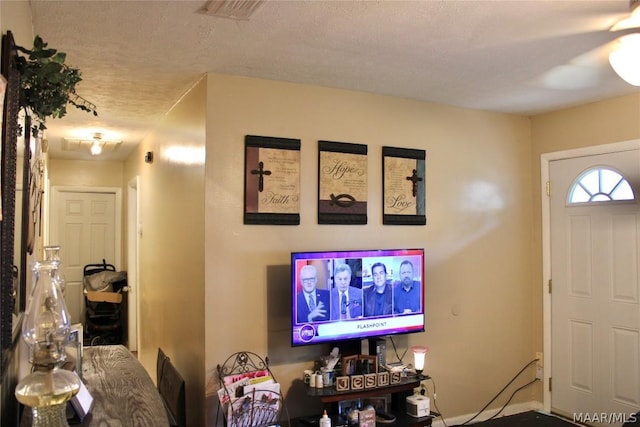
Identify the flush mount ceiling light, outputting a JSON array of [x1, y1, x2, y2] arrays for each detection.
[[90, 133, 103, 156], [608, 1, 640, 86], [62, 132, 122, 156], [202, 0, 265, 20], [609, 33, 640, 86]]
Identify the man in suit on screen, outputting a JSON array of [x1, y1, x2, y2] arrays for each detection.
[[330, 263, 363, 320], [296, 265, 331, 323], [364, 262, 393, 317]]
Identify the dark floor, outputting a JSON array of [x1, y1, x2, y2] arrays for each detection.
[[470, 411, 576, 426]]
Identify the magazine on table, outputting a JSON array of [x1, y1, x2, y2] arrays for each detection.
[[223, 369, 271, 386], [218, 377, 250, 405]]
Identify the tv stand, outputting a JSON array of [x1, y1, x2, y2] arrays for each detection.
[[303, 375, 436, 426]]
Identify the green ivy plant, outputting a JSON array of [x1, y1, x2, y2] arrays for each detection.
[[15, 35, 97, 137]]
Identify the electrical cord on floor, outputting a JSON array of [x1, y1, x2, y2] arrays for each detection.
[[451, 358, 539, 426], [424, 377, 448, 427], [483, 378, 540, 422], [388, 336, 408, 363]]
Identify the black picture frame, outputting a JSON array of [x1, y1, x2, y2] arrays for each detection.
[[1, 30, 20, 368], [318, 140, 367, 224], [382, 146, 426, 225], [243, 135, 301, 225]]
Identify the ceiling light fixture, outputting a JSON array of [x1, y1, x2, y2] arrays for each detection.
[[611, 0, 640, 31], [62, 132, 122, 156], [90, 143, 102, 156], [90, 133, 103, 156], [609, 33, 640, 86]]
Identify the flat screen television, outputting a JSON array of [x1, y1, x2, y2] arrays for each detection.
[[291, 248, 425, 347]]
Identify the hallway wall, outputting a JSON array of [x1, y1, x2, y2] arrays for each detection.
[[124, 77, 207, 427]]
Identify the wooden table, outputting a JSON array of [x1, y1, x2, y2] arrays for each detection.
[[78, 345, 169, 426], [20, 345, 169, 426]]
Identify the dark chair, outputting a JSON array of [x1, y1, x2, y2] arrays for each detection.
[[157, 348, 186, 427], [623, 412, 640, 426]]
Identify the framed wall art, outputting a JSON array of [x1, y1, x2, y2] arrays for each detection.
[[382, 146, 426, 225], [1, 30, 22, 363], [318, 140, 367, 224], [244, 135, 301, 225]]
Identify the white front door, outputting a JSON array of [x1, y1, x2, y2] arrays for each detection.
[[550, 149, 640, 425], [50, 187, 121, 326]]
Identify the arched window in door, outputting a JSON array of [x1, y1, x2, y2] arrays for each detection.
[[568, 166, 635, 204]]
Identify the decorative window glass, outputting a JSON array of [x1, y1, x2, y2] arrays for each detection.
[[568, 167, 635, 204]]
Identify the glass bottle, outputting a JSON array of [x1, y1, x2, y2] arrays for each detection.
[[15, 260, 80, 427], [44, 245, 66, 293]]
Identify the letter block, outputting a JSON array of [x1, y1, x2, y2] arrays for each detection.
[[351, 374, 364, 390]]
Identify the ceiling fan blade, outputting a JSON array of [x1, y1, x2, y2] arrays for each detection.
[[536, 42, 614, 90], [610, 0, 640, 31]]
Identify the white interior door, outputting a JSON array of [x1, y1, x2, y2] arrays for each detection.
[[127, 177, 139, 352], [50, 187, 121, 326], [550, 149, 640, 425]]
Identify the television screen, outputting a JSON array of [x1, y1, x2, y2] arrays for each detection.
[[291, 248, 425, 346]]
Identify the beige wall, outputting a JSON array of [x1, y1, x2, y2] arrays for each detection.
[[49, 159, 124, 188], [531, 94, 640, 154], [205, 74, 535, 422], [0, 1, 32, 49], [124, 77, 206, 427]]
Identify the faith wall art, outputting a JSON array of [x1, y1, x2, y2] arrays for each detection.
[[244, 135, 301, 225]]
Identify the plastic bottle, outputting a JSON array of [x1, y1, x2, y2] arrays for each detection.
[[319, 409, 331, 427]]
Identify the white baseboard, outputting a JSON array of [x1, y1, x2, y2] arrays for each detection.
[[430, 400, 544, 426]]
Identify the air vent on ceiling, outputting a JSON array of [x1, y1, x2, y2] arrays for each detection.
[[62, 136, 122, 155], [203, 0, 265, 20]]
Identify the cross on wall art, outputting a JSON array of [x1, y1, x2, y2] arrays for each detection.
[[244, 135, 301, 225], [382, 146, 426, 225], [250, 161, 271, 192]]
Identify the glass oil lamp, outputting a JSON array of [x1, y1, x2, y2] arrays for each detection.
[[15, 260, 81, 426], [43, 246, 66, 293]]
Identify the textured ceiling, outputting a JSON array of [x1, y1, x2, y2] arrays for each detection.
[[23, 0, 640, 161]]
